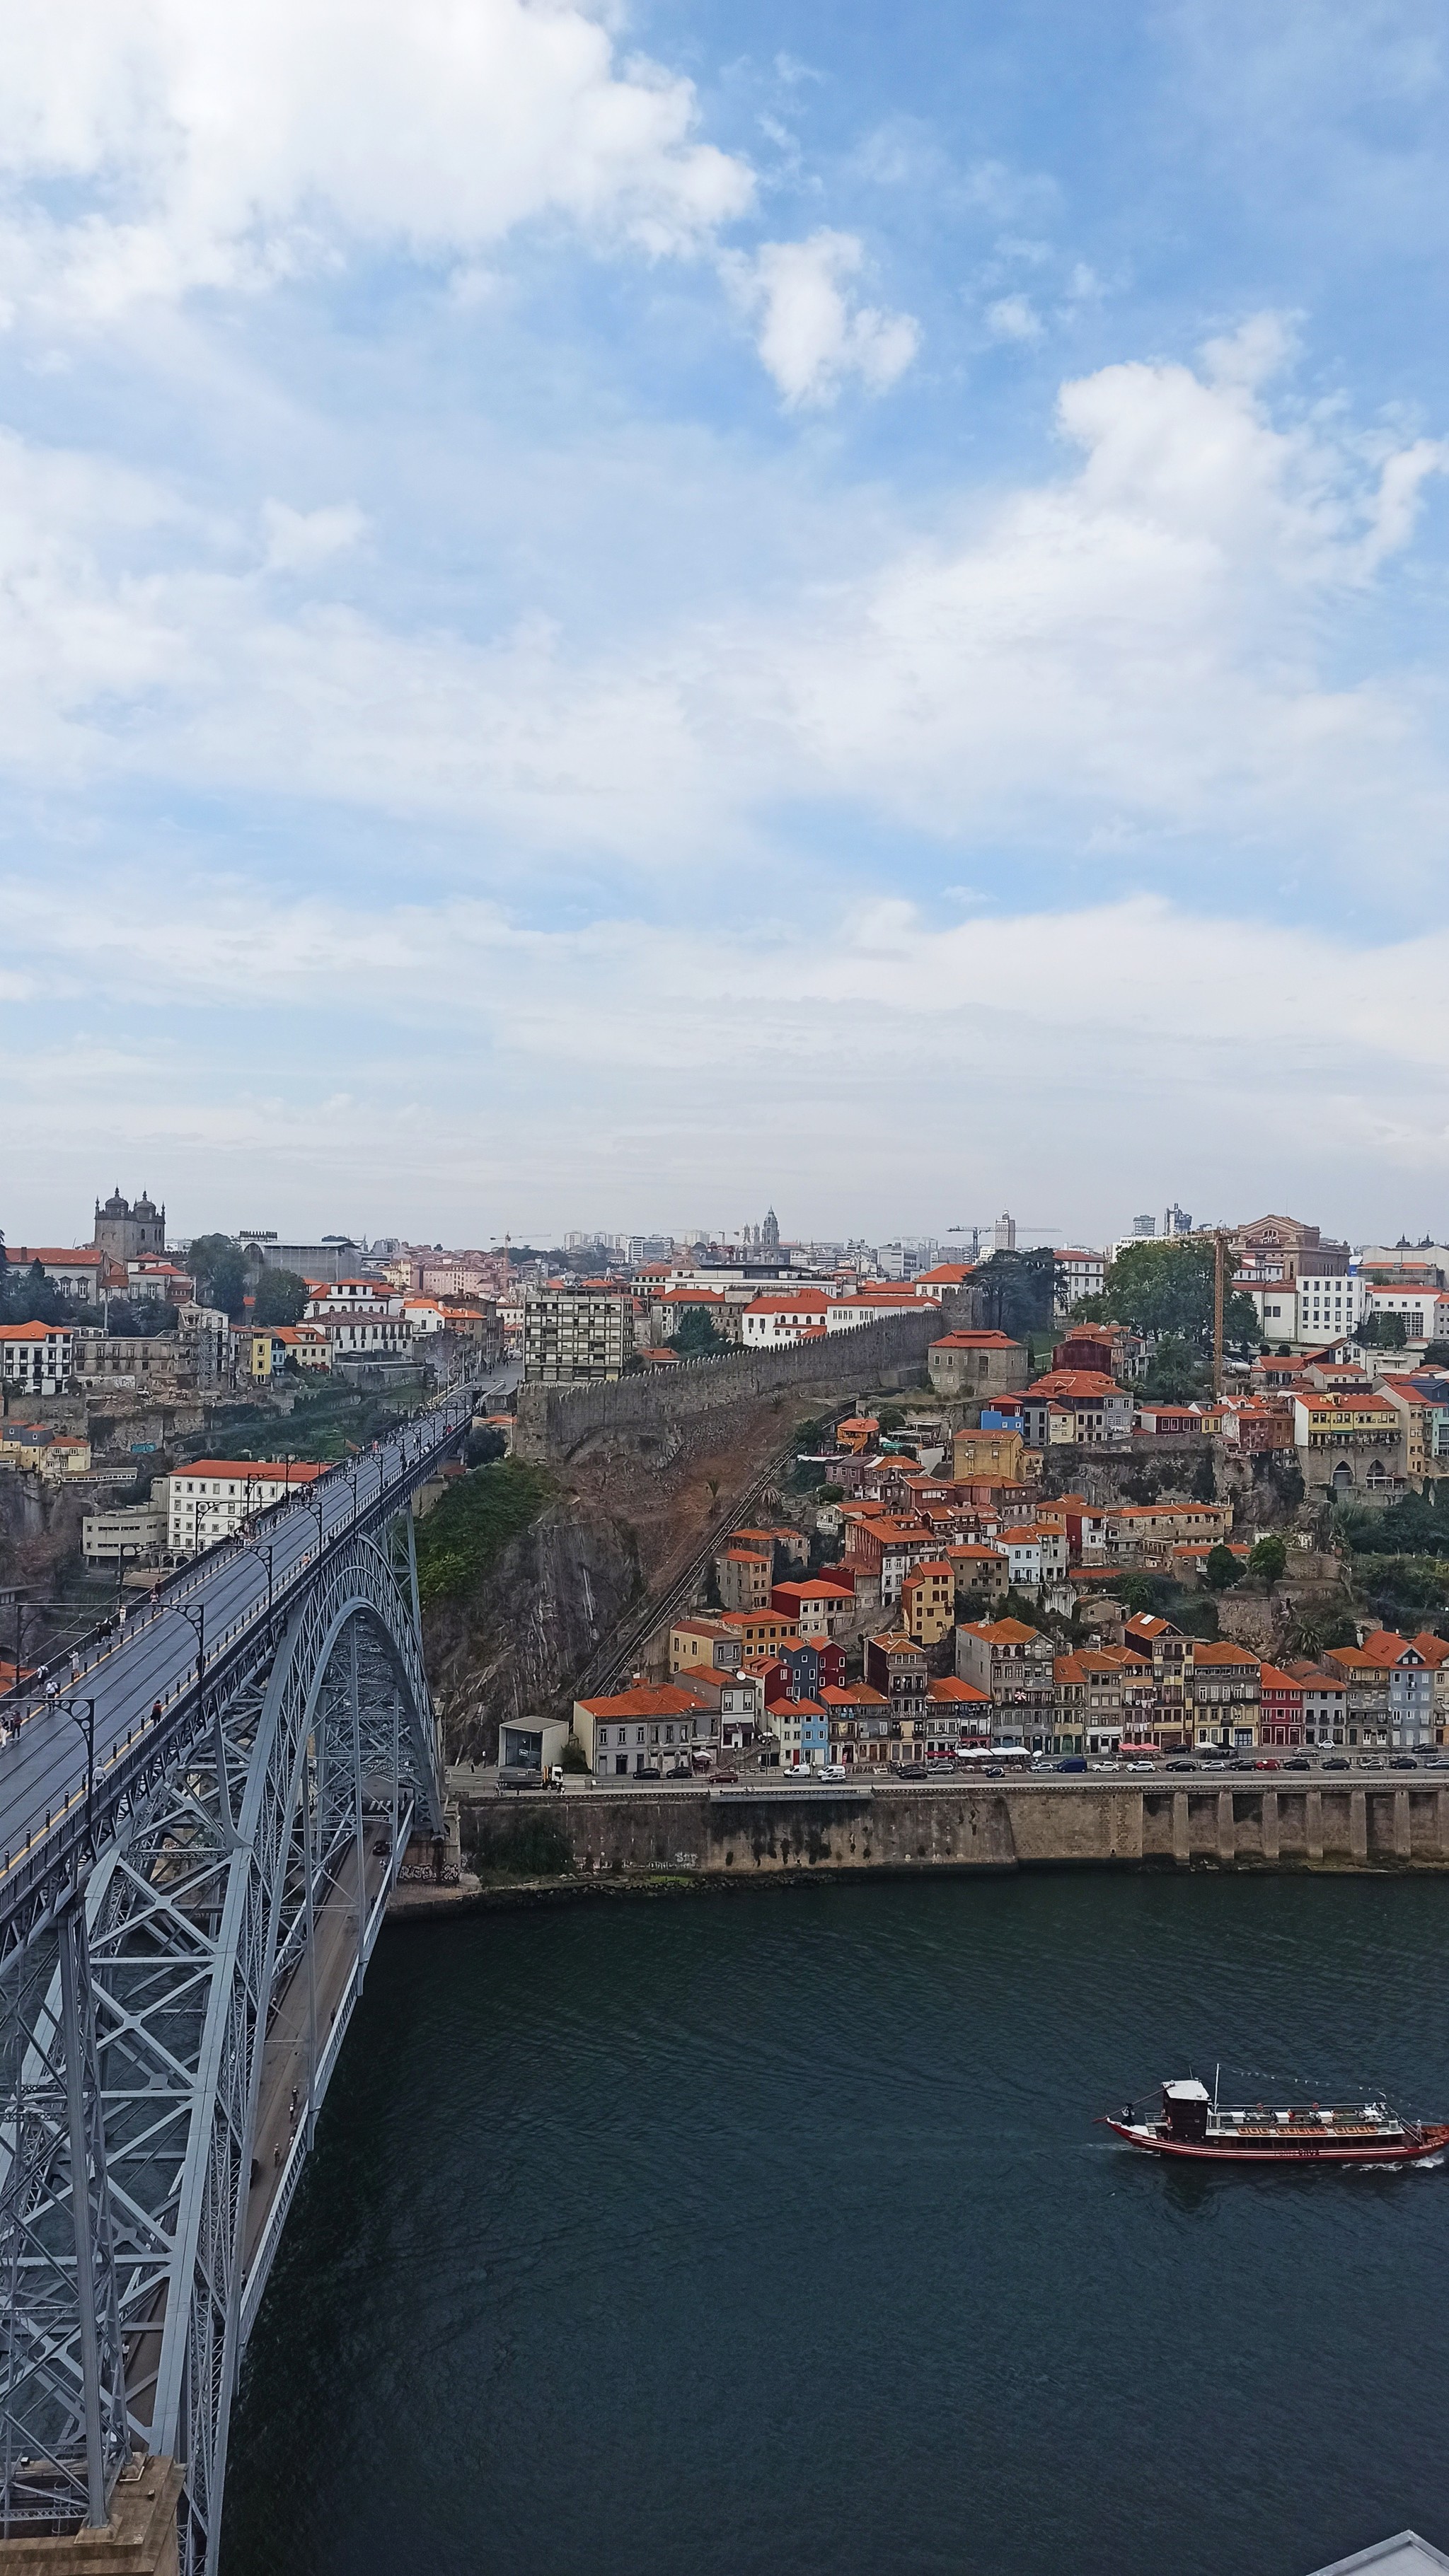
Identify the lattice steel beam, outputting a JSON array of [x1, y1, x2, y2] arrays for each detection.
[[0, 1507, 449, 2572]]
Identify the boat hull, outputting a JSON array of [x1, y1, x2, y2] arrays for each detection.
[[1104, 2119, 1449, 2165]]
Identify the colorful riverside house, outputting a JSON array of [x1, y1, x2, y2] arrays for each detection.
[[1189, 1642, 1262, 1752], [819, 1682, 894, 1766], [901, 1559, 955, 1647], [1258, 1663, 1305, 1748], [771, 1696, 831, 1770]]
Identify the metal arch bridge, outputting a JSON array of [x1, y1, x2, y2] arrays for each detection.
[[0, 1386, 475, 2571]]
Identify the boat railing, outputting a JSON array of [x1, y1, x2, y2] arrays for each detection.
[[1206, 2104, 1399, 2128]]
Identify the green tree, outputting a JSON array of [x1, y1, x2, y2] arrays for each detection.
[[974, 1246, 1055, 1338], [1318, 1611, 1360, 1651], [187, 1232, 248, 1317], [1113, 1572, 1174, 1617], [1203, 1542, 1242, 1592], [104, 1299, 156, 1338], [1096, 1238, 1257, 1353], [672, 1305, 730, 1358], [1346, 1480, 1449, 1557], [465, 1425, 507, 1468], [1139, 1334, 1205, 1401], [998, 1586, 1051, 1632], [250, 1267, 310, 1327], [1355, 1310, 1407, 1350], [1248, 1533, 1288, 1587], [8, 1259, 72, 1325]]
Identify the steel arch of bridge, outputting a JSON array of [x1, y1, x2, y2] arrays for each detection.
[[0, 1509, 449, 2572]]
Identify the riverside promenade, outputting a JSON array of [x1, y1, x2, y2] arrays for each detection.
[[441, 1767, 1449, 1884]]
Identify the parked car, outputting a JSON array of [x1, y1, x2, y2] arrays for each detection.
[[1056, 1756, 1087, 1773], [1285, 1755, 1311, 1770], [637, 1764, 662, 1781], [1166, 1759, 1196, 1773], [1390, 1756, 1419, 1770], [983, 1764, 1005, 1777], [891, 1760, 929, 1779], [712, 1769, 739, 1785], [1254, 1758, 1281, 1772], [1324, 1756, 1350, 1770]]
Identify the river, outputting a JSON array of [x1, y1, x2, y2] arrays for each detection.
[[222, 1874, 1449, 2575]]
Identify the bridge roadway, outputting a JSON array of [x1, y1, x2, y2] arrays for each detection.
[[0, 1386, 475, 1917]]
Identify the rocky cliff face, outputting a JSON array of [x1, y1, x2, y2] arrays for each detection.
[[420, 1383, 830, 1763], [424, 1499, 642, 1763]]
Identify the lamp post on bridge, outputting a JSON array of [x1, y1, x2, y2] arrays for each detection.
[[57, 1695, 97, 1857], [236, 1535, 275, 1624]]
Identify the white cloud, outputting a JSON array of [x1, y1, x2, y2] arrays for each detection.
[[986, 292, 1044, 344], [260, 499, 367, 574], [724, 229, 920, 407], [1200, 309, 1299, 388], [8, 881, 1449, 1239], [0, 331, 1443, 883], [0, 0, 755, 320]]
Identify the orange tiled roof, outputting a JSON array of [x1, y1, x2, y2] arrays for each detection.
[[578, 1683, 708, 1719]]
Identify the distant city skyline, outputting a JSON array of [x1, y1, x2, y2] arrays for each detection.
[[3, 4, 1448, 1224], [6, 1187, 1448, 1267]]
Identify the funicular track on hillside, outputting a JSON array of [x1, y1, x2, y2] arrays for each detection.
[[570, 1403, 853, 1701]]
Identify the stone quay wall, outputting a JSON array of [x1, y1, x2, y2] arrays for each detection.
[[456, 1776, 1449, 1881], [511, 1295, 974, 1465]]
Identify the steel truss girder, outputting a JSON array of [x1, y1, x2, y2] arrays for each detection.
[[0, 1522, 445, 2570]]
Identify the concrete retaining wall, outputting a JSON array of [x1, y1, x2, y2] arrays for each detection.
[[512, 1296, 973, 1463], [457, 1776, 1449, 1880]]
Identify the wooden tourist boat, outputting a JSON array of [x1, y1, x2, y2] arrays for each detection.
[[1104, 2078, 1449, 2164]]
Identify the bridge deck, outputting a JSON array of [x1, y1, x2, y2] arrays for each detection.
[[0, 1395, 473, 1915]]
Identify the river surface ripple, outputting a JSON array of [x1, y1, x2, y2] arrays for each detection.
[[222, 1874, 1449, 2576]]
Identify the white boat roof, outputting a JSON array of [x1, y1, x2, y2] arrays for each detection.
[[1307, 2534, 1449, 2576], [1164, 2079, 1210, 2101]]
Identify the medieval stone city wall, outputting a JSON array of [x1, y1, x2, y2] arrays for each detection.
[[511, 1293, 976, 1463]]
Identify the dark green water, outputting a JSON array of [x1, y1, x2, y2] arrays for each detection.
[[222, 1875, 1449, 2576]]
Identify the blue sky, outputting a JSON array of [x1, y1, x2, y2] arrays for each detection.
[[3, 0, 1448, 1248]]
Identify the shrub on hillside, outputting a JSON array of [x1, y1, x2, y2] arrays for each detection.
[[414, 1461, 553, 1606]]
